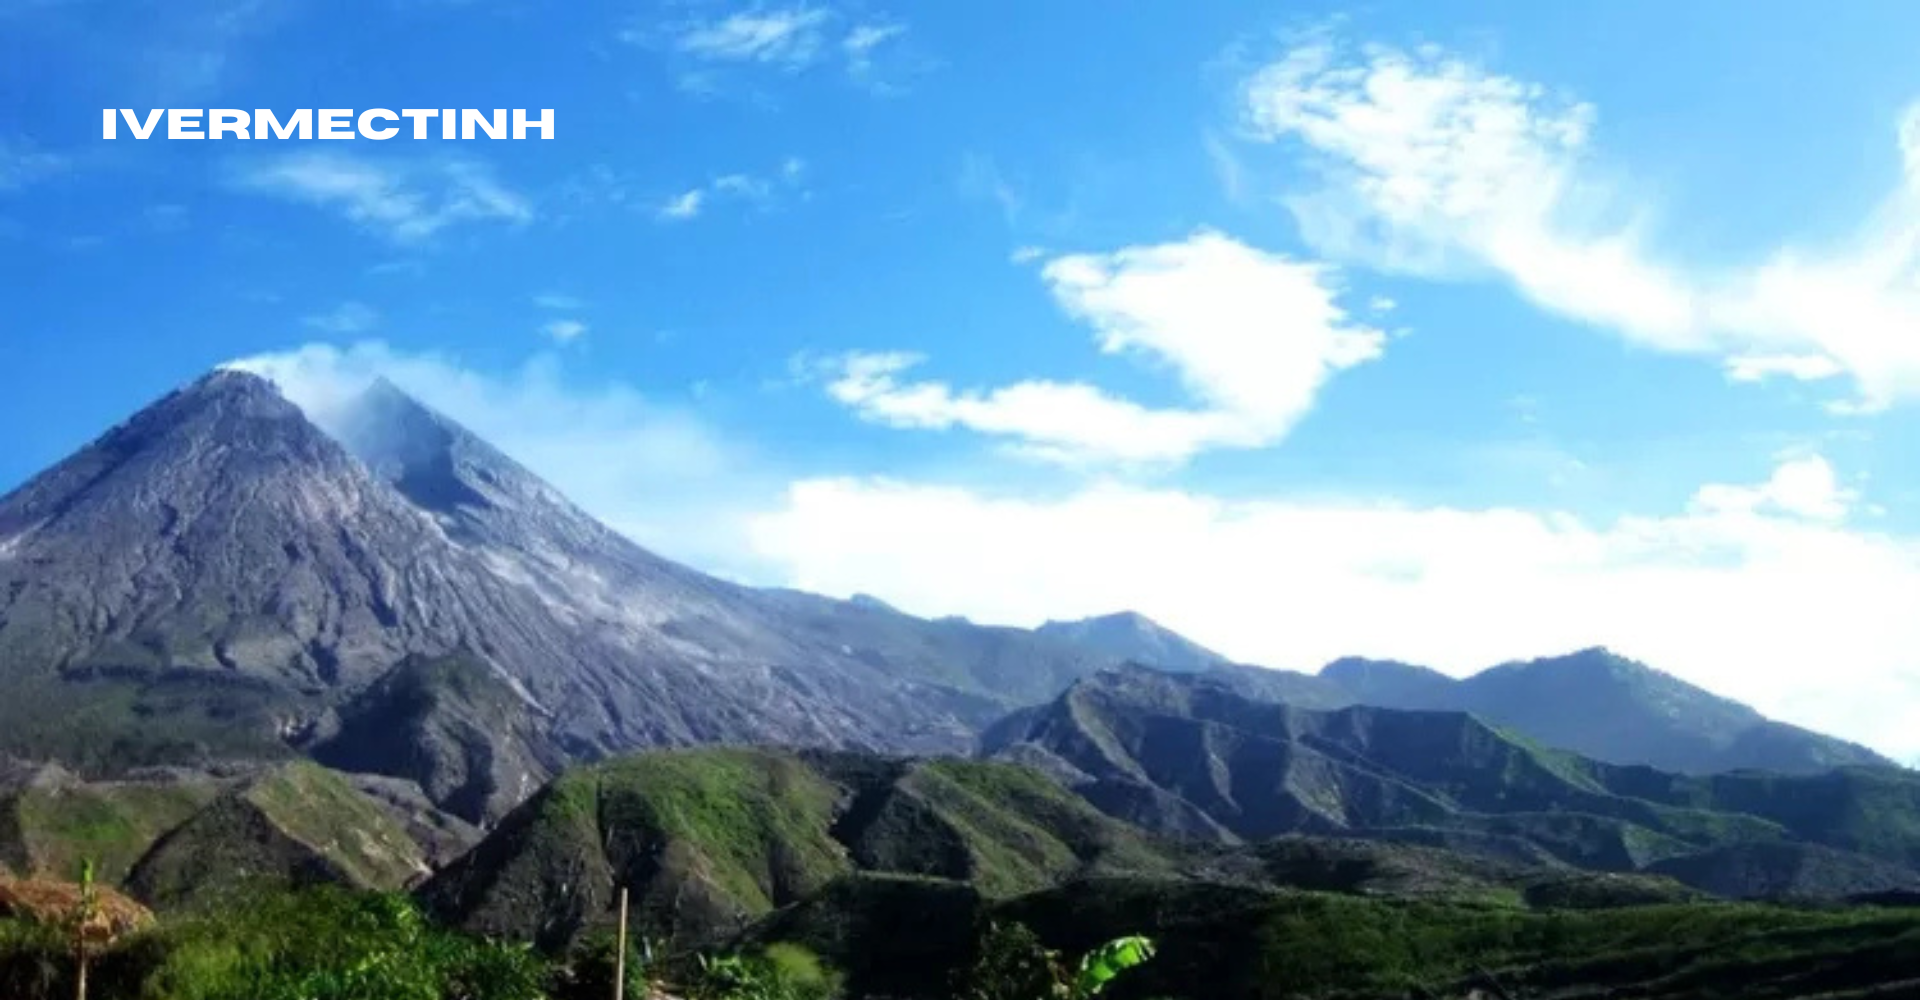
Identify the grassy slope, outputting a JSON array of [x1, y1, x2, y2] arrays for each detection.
[[423, 747, 1195, 949], [125, 763, 426, 912], [1, 780, 217, 884]]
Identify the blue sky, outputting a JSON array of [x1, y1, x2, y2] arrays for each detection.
[[6, 0, 1920, 758]]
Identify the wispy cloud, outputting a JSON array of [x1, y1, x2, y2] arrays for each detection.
[[235, 152, 534, 243], [301, 301, 379, 334], [533, 293, 586, 310], [821, 230, 1384, 465], [843, 21, 904, 79], [655, 156, 807, 223], [958, 153, 1023, 225], [542, 318, 588, 344], [658, 188, 706, 221], [629, 3, 916, 94], [676, 5, 831, 68], [1238, 33, 1920, 411]]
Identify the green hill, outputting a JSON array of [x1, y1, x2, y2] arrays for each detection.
[[418, 746, 1184, 950], [1, 759, 443, 912]]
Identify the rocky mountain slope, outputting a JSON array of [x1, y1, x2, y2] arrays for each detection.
[[0, 370, 1110, 821], [1319, 647, 1892, 773], [1032, 620, 1886, 775], [982, 665, 1920, 899], [1034, 612, 1228, 673]]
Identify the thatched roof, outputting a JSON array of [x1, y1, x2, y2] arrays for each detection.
[[0, 876, 155, 941]]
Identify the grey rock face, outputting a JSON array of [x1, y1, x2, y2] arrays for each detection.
[[0, 370, 1101, 819], [1034, 612, 1229, 673], [983, 664, 1920, 898], [1318, 647, 1892, 774]]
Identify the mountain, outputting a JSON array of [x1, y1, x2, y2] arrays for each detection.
[[0, 370, 1109, 821], [1022, 627, 1884, 776], [0, 759, 435, 911], [417, 744, 1715, 956], [1034, 612, 1228, 672], [1318, 646, 1893, 773], [418, 746, 1178, 949], [982, 665, 1920, 899]]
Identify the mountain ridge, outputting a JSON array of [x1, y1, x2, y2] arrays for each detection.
[[981, 664, 1920, 899], [0, 366, 1895, 838]]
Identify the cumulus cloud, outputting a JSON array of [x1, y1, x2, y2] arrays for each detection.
[[1240, 36, 1920, 410], [1688, 454, 1857, 522], [746, 453, 1920, 760], [221, 341, 775, 576], [235, 152, 533, 243], [825, 230, 1384, 464]]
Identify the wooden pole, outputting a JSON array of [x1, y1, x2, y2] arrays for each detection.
[[614, 887, 630, 1000]]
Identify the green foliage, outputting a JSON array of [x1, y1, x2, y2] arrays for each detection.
[[141, 888, 548, 1000], [957, 922, 1065, 1000], [1070, 936, 1154, 998], [689, 943, 841, 1000], [0, 918, 68, 1000], [957, 923, 1155, 1000], [548, 929, 649, 1000]]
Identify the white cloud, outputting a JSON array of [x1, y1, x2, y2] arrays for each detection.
[[658, 188, 705, 221], [746, 453, 1920, 760], [640, 5, 913, 90], [542, 318, 587, 344], [1689, 454, 1857, 522], [1240, 37, 1920, 410], [533, 292, 586, 310], [712, 173, 772, 200], [825, 230, 1384, 464], [236, 152, 533, 243], [675, 5, 830, 68], [301, 301, 379, 334], [843, 21, 903, 78], [657, 157, 807, 222], [222, 341, 772, 576]]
